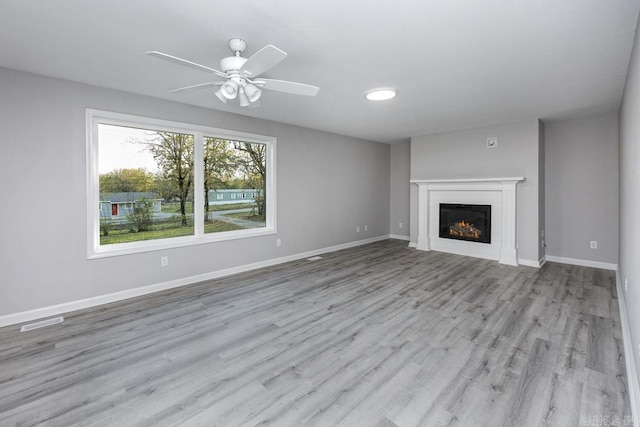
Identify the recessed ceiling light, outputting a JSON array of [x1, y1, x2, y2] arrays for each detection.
[[365, 88, 396, 101]]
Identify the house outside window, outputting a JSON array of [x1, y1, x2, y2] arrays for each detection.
[[87, 109, 276, 258]]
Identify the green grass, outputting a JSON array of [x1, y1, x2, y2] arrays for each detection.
[[99, 201, 259, 245], [222, 211, 264, 221], [100, 220, 243, 245], [204, 221, 243, 233], [163, 202, 194, 214]]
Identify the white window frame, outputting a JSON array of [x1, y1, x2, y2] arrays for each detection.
[[86, 109, 276, 259]]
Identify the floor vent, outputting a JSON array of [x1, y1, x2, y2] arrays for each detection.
[[20, 316, 64, 332], [307, 256, 323, 261]]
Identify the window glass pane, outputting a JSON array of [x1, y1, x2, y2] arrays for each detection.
[[98, 124, 194, 245], [203, 138, 267, 234]]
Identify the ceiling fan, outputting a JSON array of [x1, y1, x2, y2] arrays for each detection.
[[147, 38, 319, 107]]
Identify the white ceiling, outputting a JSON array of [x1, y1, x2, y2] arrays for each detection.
[[1, 0, 639, 143]]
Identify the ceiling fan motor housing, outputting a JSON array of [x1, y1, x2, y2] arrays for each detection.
[[220, 56, 247, 73]]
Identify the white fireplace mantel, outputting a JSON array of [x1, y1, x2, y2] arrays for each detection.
[[411, 177, 525, 266]]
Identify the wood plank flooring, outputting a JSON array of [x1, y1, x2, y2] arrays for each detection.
[[0, 239, 632, 426]]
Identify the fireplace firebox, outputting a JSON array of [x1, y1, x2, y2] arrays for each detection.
[[439, 203, 491, 244]]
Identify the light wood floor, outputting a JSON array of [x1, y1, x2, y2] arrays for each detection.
[[0, 239, 631, 426]]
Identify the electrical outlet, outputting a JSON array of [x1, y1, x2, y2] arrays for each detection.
[[276, 238, 282, 247], [161, 256, 168, 267], [356, 226, 360, 233], [364, 225, 368, 231], [487, 137, 498, 148], [399, 222, 403, 229], [625, 278, 628, 292], [590, 241, 597, 249]]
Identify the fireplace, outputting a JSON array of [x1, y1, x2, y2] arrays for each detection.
[[412, 178, 524, 265], [439, 203, 491, 244]]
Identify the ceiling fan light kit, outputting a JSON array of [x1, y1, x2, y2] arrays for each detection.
[[244, 83, 262, 102], [148, 38, 319, 108], [238, 89, 250, 107], [220, 80, 239, 99]]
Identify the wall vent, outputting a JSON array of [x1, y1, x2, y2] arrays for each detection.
[[20, 316, 64, 332]]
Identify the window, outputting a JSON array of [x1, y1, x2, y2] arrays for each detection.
[[87, 109, 276, 258]]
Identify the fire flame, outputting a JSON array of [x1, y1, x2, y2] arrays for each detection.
[[449, 220, 481, 239]]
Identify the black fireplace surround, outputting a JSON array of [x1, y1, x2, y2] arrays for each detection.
[[439, 203, 491, 244]]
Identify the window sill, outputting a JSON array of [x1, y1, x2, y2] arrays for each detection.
[[88, 226, 276, 259]]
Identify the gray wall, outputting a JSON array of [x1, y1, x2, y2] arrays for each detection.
[[544, 113, 619, 264], [0, 67, 390, 317], [409, 120, 542, 264], [619, 12, 640, 398], [389, 140, 411, 238]]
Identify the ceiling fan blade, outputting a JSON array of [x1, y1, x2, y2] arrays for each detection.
[[147, 51, 227, 78], [240, 45, 287, 78], [255, 79, 320, 96], [168, 81, 223, 93]]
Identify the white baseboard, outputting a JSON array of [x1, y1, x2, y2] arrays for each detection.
[[389, 234, 410, 241], [408, 241, 418, 248], [518, 258, 542, 268], [516, 256, 547, 268], [616, 269, 640, 427], [0, 235, 390, 328], [545, 255, 617, 271]]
